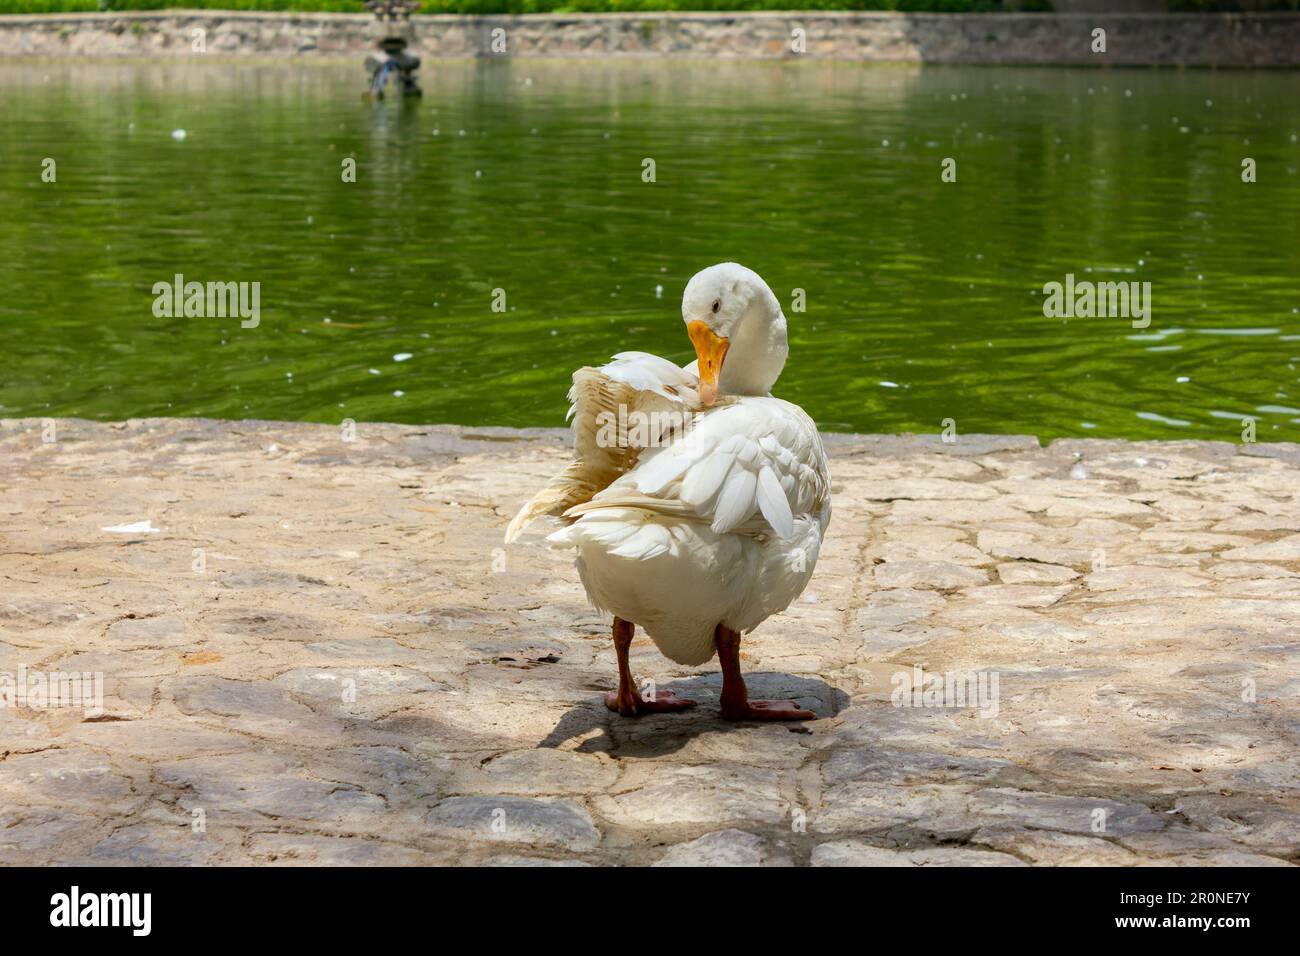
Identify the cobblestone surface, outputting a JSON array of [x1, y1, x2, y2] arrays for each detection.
[[1, 418, 1297, 866]]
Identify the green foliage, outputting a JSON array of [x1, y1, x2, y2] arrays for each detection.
[[0, 0, 370, 11], [4, 0, 1296, 10], [0, 0, 1048, 13], [1169, 1, 1297, 10]]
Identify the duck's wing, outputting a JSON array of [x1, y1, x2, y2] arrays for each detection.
[[504, 351, 700, 543], [564, 397, 830, 541]]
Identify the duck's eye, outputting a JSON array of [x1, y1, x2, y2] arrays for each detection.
[[711, 299, 720, 314]]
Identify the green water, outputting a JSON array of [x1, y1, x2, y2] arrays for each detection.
[[2, 59, 1298, 440]]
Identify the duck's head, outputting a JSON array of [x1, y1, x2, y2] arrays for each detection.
[[681, 262, 788, 406]]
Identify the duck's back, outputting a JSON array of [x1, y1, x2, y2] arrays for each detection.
[[547, 387, 832, 665]]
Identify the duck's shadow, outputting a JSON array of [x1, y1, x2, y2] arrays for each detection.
[[539, 671, 849, 759]]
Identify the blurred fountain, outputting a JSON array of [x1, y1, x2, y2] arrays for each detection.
[[364, 0, 422, 100]]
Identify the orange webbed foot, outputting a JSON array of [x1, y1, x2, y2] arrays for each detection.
[[604, 688, 697, 717], [720, 698, 816, 721]]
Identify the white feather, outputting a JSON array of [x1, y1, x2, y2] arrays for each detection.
[[509, 264, 832, 667], [756, 465, 794, 539], [631, 445, 688, 496], [609, 522, 673, 560], [679, 451, 733, 510], [712, 467, 757, 534]]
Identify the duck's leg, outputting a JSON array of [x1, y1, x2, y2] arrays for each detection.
[[604, 617, 696, 717], [716, 624, 815, 721]]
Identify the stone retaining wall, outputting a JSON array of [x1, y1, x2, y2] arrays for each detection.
[[0, 11, 1297, 66]]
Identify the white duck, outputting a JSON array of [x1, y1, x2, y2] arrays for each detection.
[[505, 262, 831, 720]]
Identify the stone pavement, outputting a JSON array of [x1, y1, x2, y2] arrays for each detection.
[[0, 417, 1297, 866]]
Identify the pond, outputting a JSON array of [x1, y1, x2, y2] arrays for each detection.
[[1, 58, 1297, 441]]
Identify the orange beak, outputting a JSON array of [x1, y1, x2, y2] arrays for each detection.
[[687, 321, 730, 407]]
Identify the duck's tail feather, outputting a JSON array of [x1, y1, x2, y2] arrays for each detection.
[[504, 356, 699, 544], [504, 462, 603, 543]]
